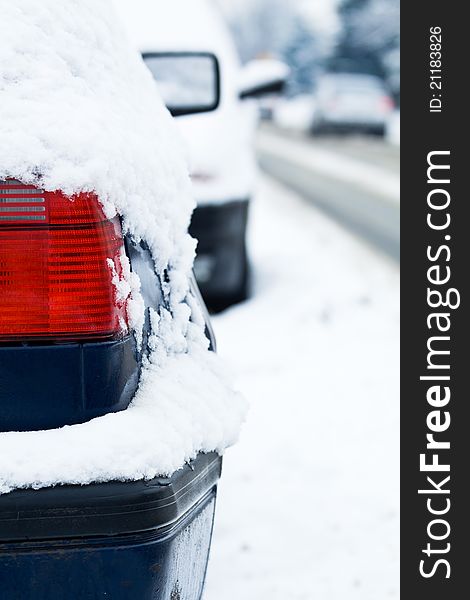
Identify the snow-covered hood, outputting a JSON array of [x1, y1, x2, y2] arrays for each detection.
[[0, 0, 246, 494]]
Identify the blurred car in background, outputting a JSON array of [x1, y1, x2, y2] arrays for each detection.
[[311, 73, 394, 136], [273, 94, 317, 132], [115, 0, 287, 311]]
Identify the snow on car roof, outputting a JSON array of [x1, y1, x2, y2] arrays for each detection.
[[113, 0, 238, 59], [0, 0, 246, 494], [113, 0, 243, 112]]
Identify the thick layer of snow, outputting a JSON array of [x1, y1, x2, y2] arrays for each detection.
[[205, 177, 399, 599], [0, 0, 193, 277], [0, 0, 245, 493]]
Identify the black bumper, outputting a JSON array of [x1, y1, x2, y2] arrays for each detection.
[[0, 453, 221, 542], [0, 454, 222, 600], [0, 337, 139, 432]]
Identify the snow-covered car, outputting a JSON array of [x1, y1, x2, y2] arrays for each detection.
[[114, 0, 288, 310], [0, 1, 245, 597], [311, 73, 394, 136]]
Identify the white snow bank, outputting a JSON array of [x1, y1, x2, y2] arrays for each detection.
[[0, 0, 246, 494], [387, 110, 400, 146], [273, 95, 316, 132]]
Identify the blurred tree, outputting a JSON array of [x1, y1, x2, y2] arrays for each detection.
[[215, 0, 335, 95], [224, 0, 295, 63], [281, 14, 321, 96], [334, 0, 400, 98]]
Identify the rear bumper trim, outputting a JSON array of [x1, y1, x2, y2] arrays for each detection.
[[0, 453, 222, 543]]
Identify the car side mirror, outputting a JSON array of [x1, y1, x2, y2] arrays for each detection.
[[238, 59, 290, 100], [142, 52, 221, 117]]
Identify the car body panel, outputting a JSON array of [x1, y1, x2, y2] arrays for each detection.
[[0, 337, 139, 433], [114, 0, 258, 205], [0, 454, 222, 600]]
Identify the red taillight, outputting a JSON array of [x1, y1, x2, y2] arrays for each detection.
[[380, 95, 394, 113], [0, 180, 128, 342]]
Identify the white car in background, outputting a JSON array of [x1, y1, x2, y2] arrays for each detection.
[[115, 0, 287, 310], [311, 73, 394, 136]]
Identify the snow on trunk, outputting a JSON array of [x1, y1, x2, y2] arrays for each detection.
[[0, 0, 246, 494]]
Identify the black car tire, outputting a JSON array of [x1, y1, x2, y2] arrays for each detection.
[[209, 247, 250, 313]]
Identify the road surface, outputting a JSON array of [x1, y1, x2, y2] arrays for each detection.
[[256, 126, 400, 261]]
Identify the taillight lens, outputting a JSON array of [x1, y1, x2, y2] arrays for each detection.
[[380, 95, 394, 113], [0, 180, 128, 342]]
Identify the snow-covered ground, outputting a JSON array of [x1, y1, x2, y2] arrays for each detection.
[[205, 176, 399, 599], [386, 110, 400, 146]]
